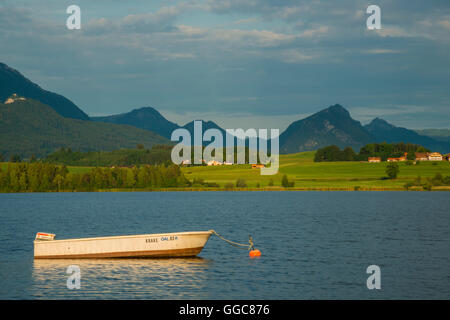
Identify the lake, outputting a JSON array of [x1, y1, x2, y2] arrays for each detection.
[[0, 191, 449, 299]]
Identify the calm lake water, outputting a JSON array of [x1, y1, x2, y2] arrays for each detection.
[[0, 191, 449, 299]]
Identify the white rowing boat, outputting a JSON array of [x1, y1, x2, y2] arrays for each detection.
[[33, 231, 213, 259]]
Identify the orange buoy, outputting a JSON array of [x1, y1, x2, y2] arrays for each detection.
[[249, 249, 261, 258]]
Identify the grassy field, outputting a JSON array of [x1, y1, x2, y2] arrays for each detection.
[[181, 151, 450, 190], [2, 151, 450, 191]]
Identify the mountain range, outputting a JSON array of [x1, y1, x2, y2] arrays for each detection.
[[0, 62, 448, 158], [92, 109, 226, 141]]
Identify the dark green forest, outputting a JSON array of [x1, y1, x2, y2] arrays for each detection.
[[44, 145, 173, 167], [42, 144, 263, 167], [314, 143, 430, 162]]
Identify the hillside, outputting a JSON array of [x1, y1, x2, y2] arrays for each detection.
[[365, 118, 449, 153], [0, 97, 169, 158], [44, 145, 172, 167], [279, 104, 374, 154], [415, 129, 450, 143], [0, 62, 89, 120], [91, 107, 179, 139]]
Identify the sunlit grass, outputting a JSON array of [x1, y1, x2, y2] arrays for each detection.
[[2, 152, 450, 191], [181, 151, 450, 190]]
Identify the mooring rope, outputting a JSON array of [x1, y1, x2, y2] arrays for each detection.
[[211, 230, 252, 250]]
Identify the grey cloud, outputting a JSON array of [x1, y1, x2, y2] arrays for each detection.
[[84, 5, 185, 35], [0, 0, 448, 129]]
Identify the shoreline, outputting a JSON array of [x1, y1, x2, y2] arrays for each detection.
[[2, 155, 449, 193], [1, 186, 449, 193]]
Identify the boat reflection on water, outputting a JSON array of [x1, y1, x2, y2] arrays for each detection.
[[32, 257, 213, 299]]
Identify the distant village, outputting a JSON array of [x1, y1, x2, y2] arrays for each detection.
[[181, 159, 265, 168], [180, 152, 450, 166], [175, 150, 450, 167], [368, 152, 450, 163]]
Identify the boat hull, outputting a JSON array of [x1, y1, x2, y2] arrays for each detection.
[[34, 231, 213, 259]]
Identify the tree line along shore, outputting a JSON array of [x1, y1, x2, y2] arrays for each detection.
[[1, 149, 450, 192]]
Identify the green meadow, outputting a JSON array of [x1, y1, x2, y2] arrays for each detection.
[[181, 151, 450, 190], [2, 151, 449, 191]]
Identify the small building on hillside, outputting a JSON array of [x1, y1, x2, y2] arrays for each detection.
[[207, 160, 222, 166], [4, 93, 26, 104], [387, 153, 407, 162], [415, 153, 429, 161], [428, 152, 443, 161], [368, 157, 381, 163], [251, 164, 265, 169], [181, 159, 191, 166]]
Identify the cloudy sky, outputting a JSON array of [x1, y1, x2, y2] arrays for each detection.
[[1, 0, 449, 130]]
